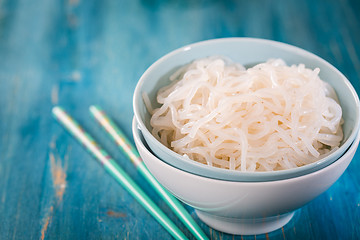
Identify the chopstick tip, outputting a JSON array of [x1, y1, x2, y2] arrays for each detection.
[[52, 106, 62, 115], [89, 105, 101, 113]]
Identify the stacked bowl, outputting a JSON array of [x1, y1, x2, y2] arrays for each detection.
[[132, 38, 360, 235]]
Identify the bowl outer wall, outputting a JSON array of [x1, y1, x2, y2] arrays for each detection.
[[133, 117, 360, 219], [133, 37, 360, 182]]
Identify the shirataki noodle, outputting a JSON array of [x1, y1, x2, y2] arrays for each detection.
[[143, 57, 343, 172]]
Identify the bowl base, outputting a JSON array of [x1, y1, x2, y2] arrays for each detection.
[[195, 210, 295, 235]]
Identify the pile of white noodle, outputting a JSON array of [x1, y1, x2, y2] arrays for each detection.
[[143, 57, 343, 171]]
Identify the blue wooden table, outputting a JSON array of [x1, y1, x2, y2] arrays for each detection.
[[1, 0, 359, 239]]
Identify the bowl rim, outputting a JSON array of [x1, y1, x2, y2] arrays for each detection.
[[133, 117, 360, 184], [133, 37, 360, 181]]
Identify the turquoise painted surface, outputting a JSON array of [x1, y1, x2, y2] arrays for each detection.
[[0, 0, 359, 239]]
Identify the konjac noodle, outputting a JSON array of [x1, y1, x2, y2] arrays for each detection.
[[143, 57, 343, 172]]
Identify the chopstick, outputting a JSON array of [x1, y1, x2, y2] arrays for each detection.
[[52, 106, 188, 240], [89, 105, 209, 240]]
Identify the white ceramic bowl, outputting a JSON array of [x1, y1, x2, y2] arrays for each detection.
[[132, 118, 360, 235], [133, 38, 360, 182]]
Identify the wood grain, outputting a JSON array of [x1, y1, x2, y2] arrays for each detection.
[[0, 0, 359, 239]]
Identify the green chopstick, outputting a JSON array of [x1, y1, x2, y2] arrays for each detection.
[[89, 105, 209, 240], [52, 106, 188, 240]]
